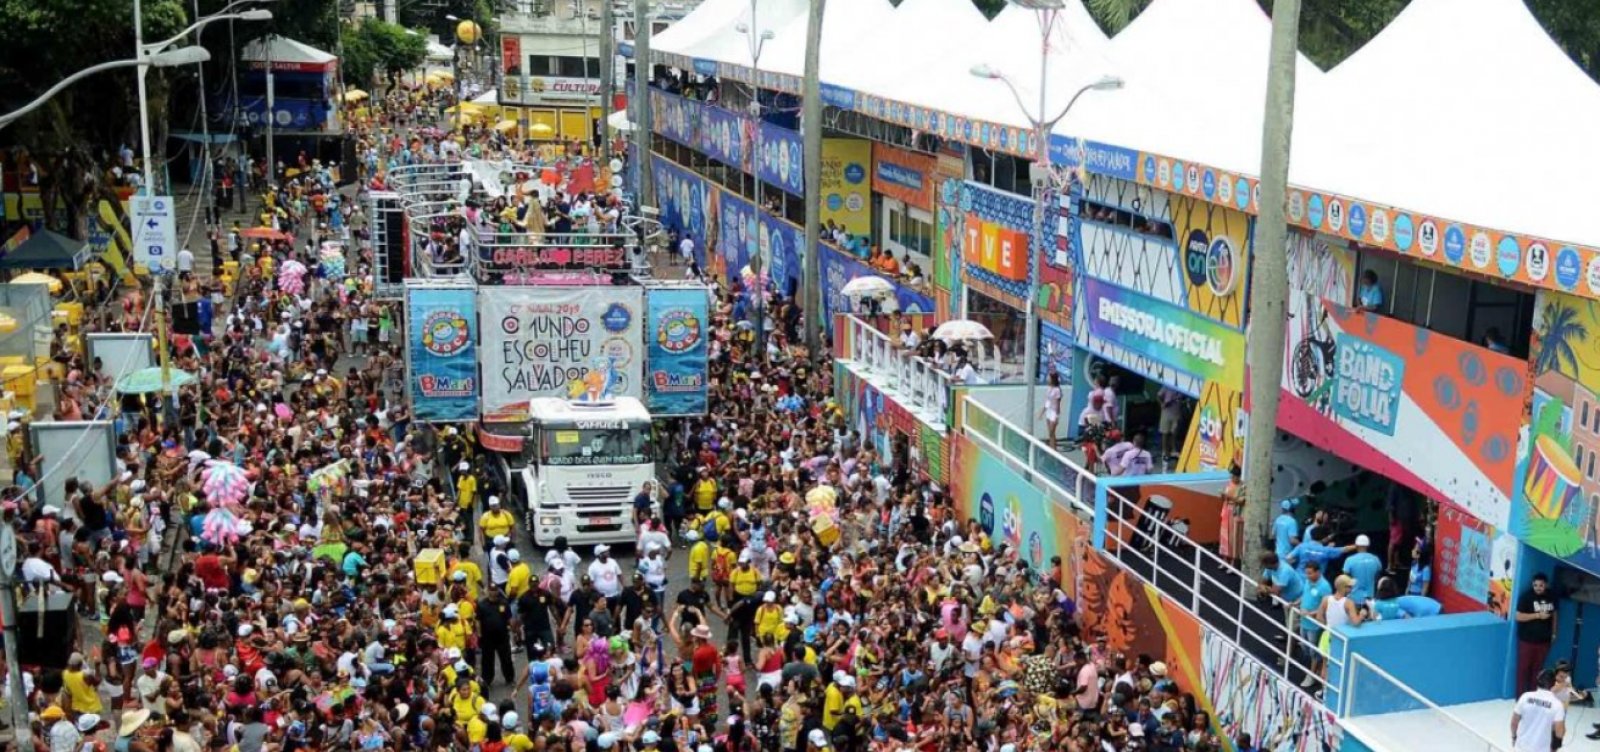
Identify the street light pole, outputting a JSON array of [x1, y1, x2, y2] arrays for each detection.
[[598, 0, 614, 163], [0, 50, 210, 130], [135, 0, 155, 195], [632, 0, 652, 207], [971, 0, 1121, 441], [0, 520, 28, 752], [737, 6, 773, 360]]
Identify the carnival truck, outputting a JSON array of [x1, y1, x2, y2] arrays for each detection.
[[516, 396, 655, 546]]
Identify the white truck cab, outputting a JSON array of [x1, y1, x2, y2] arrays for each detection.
[[520, 396, 655, 546]]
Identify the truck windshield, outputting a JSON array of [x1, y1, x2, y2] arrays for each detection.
[[540, 425, 651, 466]]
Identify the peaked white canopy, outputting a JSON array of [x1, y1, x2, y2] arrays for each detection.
[[829, 0, 992, 105], [758, 0, 899, 81], [1055, 0, 1321, 178], [1291, 0, 1600, 248], [652, 0, 751, 61], [671, 0, 810, 70], [241, 35, 337, 68]]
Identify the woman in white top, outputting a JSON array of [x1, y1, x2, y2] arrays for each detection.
[[1318, 574, 1365, 654], [1040, 371, 1064, 447]]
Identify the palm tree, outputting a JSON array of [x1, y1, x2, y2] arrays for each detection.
[[1085, 0, 1151, 33], [1535, 302, 1588, 377]]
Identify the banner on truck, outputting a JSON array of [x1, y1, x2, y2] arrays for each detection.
[[480, 286, 645, 422], [645, 287, 711, 416], [406, 285, 481, 422]]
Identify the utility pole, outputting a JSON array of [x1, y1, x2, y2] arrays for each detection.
[[633, 0, 652, 207], [135, 0, 155, 195], [801, 0, 824, 356], [1241, 0, 1302, 573], [266, 34, 276, 193], [154, 274, 174, 420], [598, 0, 614, 165], [195, 0, 213, 221], [740, 1, 771, 360]]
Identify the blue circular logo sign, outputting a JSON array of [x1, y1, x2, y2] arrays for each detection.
[[1202, 171, 1216, 199], [843, 163, 866, 184], [827, 194, 843, 211], [602, 303, 632, 333], [1144, 156, 1157, 183], [1234, 178, 1250, 210], [1496, 236, 1521, 277], [1172, 162, 1186, 191], [1557, 246, 1583, 289], [1443, 225, 1467, 265], [1393, 214, 1415, 252], [1348, 204, 1367, 239], [1307, 195, 1325, 229]]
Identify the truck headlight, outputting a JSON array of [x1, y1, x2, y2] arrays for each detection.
[[539, 515, 560, 526]]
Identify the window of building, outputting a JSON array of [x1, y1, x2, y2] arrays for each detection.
[[1075, 198, 1175, 244], [882, 199, 933, 277], [556, 56, 600, 78], [1585, 401, 1592, 432], [1353, 248, 1536, 358], [1580, 444, 1588, 474], [1589, 452, 1595, 481], [528, 55, 555, 76]]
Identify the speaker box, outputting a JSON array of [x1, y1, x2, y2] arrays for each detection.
[[16, 591, 78, 670]]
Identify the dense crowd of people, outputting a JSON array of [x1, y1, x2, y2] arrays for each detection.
[[0, 77, 1286, 752]]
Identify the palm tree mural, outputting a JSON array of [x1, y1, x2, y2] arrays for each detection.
[[1535, 302, 1589, 378]]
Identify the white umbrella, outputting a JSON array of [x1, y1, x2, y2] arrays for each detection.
[[840, 275, 895, 299], [932, 319, 994, 343]]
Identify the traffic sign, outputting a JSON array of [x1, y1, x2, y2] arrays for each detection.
[[130, 195, 177, 273]]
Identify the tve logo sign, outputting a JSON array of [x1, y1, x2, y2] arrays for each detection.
[[962, 212, 1028, 282]]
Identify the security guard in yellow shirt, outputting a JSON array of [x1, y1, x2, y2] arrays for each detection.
[[479, 496, 516, 551]]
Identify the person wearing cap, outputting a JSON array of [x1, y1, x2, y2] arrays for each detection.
[[457, 463, 480, 538], [1342, 533, 1384, 603], [821, 673, 862, 732], [709, 540, 739, 610], [1273, 498, 1302, 559], [589, 544, 624, 599], [480, 497, 515, 553], [754, 590, 785, 643], [688, 623, 722, 724], [449, 542, 484, 601], [135, 655, 171, 716], [805, 727, 831, 751], [639, 544, 668, 602], [686, 529, 711, 584], [61, 650, 103, 715], [505, 548, 532, 600]]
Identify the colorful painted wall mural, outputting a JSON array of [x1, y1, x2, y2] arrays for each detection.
[[1200, 630, 1343, 752], [959, 181, 1035, 310], [1177, 380, 1245, 473], [933, 155, 966, 308], [820, 138, 872, 236], [1276, 296, 1526, 529], [1510, 289, 1600, 573], [1434, 501, 1516, 617], [836, 363, 947, 487], [1039, 187, 1076, 329], [950, 432, 1083, 585]]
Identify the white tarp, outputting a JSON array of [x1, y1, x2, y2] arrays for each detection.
[[672, 0, 809, 71], [85, 334, 154, 382], [479, 287, 646, 422], [758, 0, 899, 81], [30, 421, 116, 513], [652, 0, 752, 60], [1291, 0, 1600, 249], [241, 35, 337, 66]]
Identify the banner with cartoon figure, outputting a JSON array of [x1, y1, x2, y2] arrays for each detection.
[[950, 432, 1079, 576], [1277, 296, 1525, 529], [479, 287, 645, 422], [651, 156, 716, 268], [645, 287, 710, 416], [405, 285, 479, 422]]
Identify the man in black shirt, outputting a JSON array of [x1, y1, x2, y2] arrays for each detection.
[[674, 579, 713, 634], [569, 576, 598, 641], [516, 582, 558, 651], [617, 576, 649, 630], [477, 587, 514, 689], [1516, 573, 1558, 694]]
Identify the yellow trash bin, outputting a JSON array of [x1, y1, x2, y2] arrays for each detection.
[[414, 548, 447, 585], [2, 365, 36, 412]]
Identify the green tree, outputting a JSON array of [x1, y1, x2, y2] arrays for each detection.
[[0, 0, 188, 234], [341, 19, 429, 93]]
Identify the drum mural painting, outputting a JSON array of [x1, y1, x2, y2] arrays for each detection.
[[1511, 289, 1600, 576]]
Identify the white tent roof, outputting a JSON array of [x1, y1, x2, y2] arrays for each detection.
[[892, 1, 1115, 137], [653, 0, 753, 61], [836, 0, 991, 107], [426, 40, 453, 62], [1291, 0, 1600, 248], [471, 89, 499, 106], [240, 35, 337, 66], [760, 0, 898, 81], [672, 0, 809, 71], [1054, 0, 1320, 177]]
